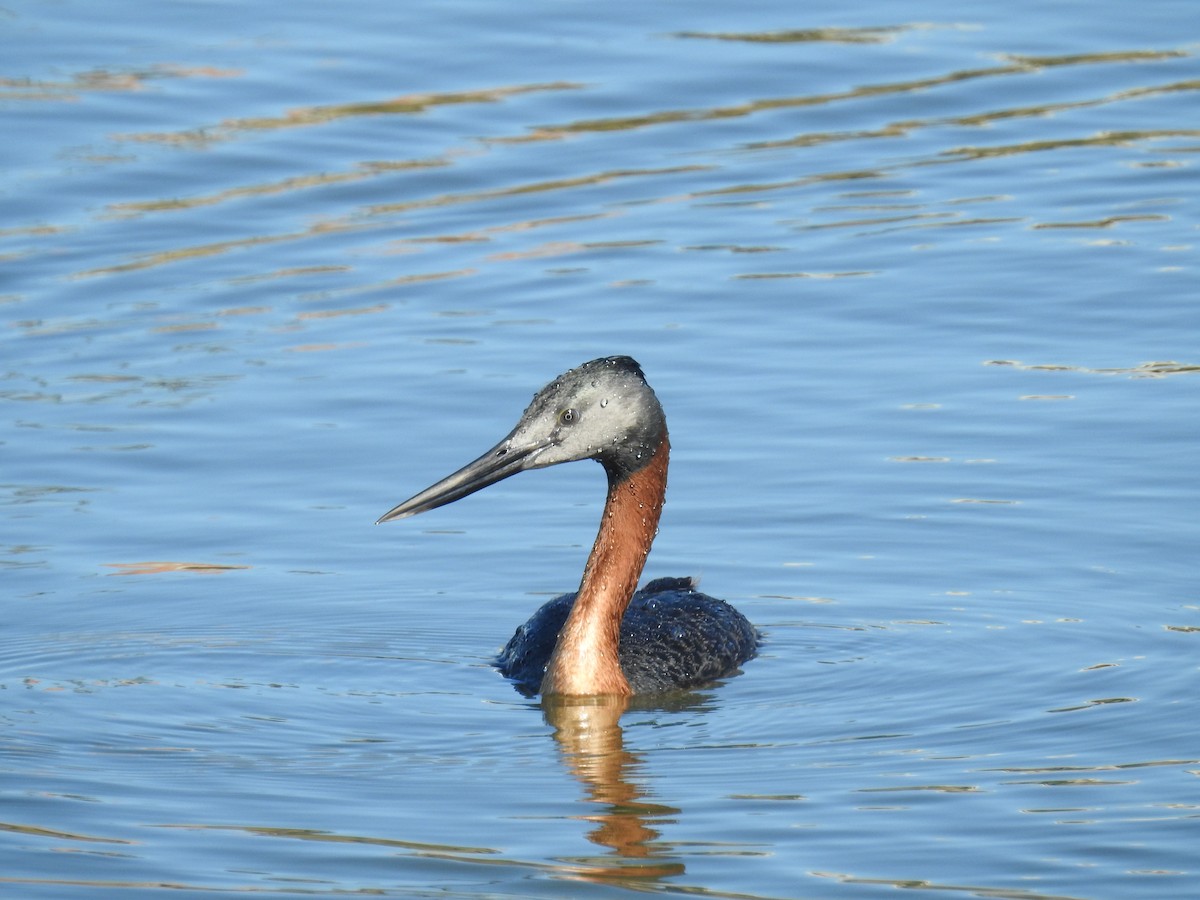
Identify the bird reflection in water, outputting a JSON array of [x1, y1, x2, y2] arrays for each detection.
[[541, 695, 686, 881]]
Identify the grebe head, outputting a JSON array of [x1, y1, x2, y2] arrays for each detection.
[[378, 356, 666, 523]]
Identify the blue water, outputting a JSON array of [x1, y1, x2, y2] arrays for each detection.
[[3, 0, 1198, 897]]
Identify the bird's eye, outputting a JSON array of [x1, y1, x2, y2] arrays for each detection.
[[558, 408, 578, 426]]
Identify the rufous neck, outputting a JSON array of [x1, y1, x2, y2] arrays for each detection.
[[540, 432, 670, 696]]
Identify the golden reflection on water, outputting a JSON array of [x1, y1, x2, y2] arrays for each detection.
[[984, 360, 1200, 378], [37, 39, 1192, 290], [70, 229, 319, 279], [106, 159, 450, 218], [104, 561, 251, 575], [114, 82, 584, 148], [73, 166, 702, 280], [811, 869, 1092, 899], [0, 65, 242, 102], [0, 820, 131, 844], [364, 165, 709, 216], [506, 49, 1192, 144], [941, 128, 1200, 163]]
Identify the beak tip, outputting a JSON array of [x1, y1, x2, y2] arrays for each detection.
[[373, 436, 534, 528]]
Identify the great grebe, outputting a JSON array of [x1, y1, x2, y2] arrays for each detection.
[[378, 356, 758, 696]]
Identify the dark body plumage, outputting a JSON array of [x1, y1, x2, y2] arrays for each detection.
[[498, 576, 759, 696]]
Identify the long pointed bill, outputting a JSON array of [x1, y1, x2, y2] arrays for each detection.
[[376, 436, 545, 524]]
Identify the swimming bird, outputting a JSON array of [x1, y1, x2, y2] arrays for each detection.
[[377, 356, 758, 697]]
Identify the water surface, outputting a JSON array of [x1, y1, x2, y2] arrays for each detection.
[[3, 0, 1198, 898]]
